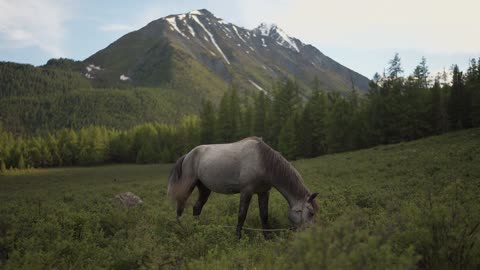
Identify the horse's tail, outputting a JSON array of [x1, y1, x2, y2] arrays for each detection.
[[167, 154, 187, 200]]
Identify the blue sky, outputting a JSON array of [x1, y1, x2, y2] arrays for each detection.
[[1, 0, 479, 79]]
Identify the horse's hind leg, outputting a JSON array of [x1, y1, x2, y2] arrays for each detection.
[[258, 191, 270, 238], [193, 181, 211, 217], [176, 181, 196, 223]]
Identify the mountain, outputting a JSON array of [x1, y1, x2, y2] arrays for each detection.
[[83, 9, 369, 97], [0, 9, 371, 134]]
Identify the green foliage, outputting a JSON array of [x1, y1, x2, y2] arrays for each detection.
[[199, 100, 216, 144], [253, 92, 269, 138], [325, 93, 356, 152], [0, 116, 200, 169], [1, 129, 479, 269], [307, 89, 328, 156], [277, 113, 300, 160], [2, 54, 480, 164], [271, 79, 301, 146], [0, 160, 6, 173], [0, 62, 91, 98], [216, 86, 241, 143], [17, 155, 25, 170]]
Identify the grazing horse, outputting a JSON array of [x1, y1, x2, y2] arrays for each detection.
[[167, 137, 318, 238]]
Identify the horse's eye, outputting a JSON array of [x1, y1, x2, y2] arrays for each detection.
[[308, 212, 314, 217]]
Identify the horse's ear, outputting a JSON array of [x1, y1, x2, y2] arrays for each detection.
[[308, 193, 319, 203]]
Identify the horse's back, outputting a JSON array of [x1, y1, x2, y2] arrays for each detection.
[[191, 138, 267, 194]]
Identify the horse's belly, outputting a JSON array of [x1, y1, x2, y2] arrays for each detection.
[[198, 166, 242, 194], [203, 180, 241, 194]]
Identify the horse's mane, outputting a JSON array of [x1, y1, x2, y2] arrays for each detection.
[[252, 137, 312, 202]]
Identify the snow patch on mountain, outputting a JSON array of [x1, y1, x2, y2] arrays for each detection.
[[261, 38, 267, 47], [232, 25, 246, 43], [274, 27, 299, 52], [86, 64, 101, 72], [189, 10, 203, 15], [187, 23, 195, 37], [256, 23, 299, 52], [120, 74, 130, 81], [166, 17, 188, 38], [249, 80, 266, 93], [192, 15, 231, 65], [85, 64, 102, 79], [257, 22, 275, 36]]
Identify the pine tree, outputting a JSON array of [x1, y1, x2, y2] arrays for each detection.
[[18, 155, 26, 170], [449, 65, 465, 129], [253, 92, 268, 138], [300, 103, 314, 157], [180, 115, 200, 152], [413, 57, 430, 88], [0, 160, 6, 173], [159, 147, 172, 163], [239, 104, 253, 138], [301, 88, 328, 157], [430, 79, 447, 134], [136, 142, 157, 164], [216, 86, 242, 143], [217, 91, 233, 143], [271, 79, 300, 147], [277, 114, 299, 160], [326, 98, 354, 152], [229, 86, 241, 140], [199, 100, 216, 144], [466, 59, 479, 127], [388, 53, 404, 80]]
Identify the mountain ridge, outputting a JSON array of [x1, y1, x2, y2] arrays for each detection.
[[83, 8, 370, 97]]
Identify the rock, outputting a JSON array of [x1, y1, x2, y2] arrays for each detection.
[[114, 192, 143, 208]]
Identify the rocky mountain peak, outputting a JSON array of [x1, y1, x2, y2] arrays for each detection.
[[85, 8, 370, 95], [254, 22, 300, 52]]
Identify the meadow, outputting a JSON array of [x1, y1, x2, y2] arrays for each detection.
[[1, 128, 479, 269]]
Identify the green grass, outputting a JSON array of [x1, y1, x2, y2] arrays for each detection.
[[1, 129, 480, 269]]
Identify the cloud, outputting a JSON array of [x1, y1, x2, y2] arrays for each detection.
[[236, 0, 480, 54], [0, 0, 70, 57], [99, 24, 135, 32]]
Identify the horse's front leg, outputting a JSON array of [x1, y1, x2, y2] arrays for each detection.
[[236, 192, 252, 239], [258, 191, 270, 238]]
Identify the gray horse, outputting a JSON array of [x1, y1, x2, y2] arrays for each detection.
[[167, 137, 318, 238]]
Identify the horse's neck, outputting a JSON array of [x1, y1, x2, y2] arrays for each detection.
[[270, 174, 308, 208]]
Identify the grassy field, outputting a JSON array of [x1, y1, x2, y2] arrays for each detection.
[[1, 129, 480, 269]]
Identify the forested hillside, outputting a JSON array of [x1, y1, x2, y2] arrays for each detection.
[[1, 55, 479, 171], [0, 61, 205, 133]]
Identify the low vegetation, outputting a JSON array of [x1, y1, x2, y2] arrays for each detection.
[[1, 128, 479, 269]]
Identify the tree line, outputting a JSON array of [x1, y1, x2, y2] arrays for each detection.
[[199, 54, 480, 159], [1, 54, 479, 170]]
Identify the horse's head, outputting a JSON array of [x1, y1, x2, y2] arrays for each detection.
[[288, 192, 319, 229]]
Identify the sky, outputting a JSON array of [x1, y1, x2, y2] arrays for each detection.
[[0, 0, 479, 79]]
